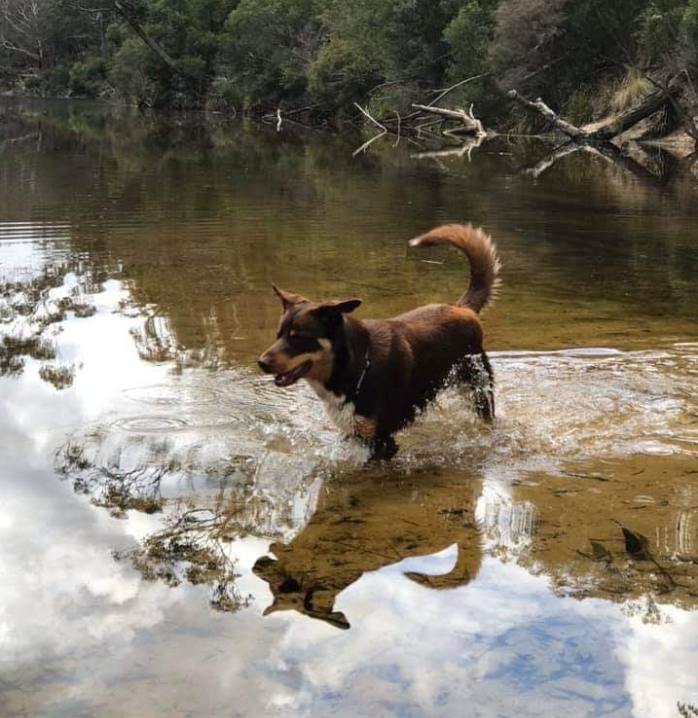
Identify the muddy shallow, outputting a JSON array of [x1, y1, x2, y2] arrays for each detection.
[[1, 98, 698, 718]]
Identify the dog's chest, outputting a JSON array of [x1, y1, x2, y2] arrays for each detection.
[[307, 380, 370, 437]]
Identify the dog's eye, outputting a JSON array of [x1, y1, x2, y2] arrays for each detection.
[[288, 334, 321, 352]]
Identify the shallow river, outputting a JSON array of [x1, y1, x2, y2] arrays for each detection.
[[1, 98, 698, 718]]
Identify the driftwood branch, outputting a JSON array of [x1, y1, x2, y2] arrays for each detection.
[[411, 103, 485, 137], [426, 73, 491, 108], [353, 103, 386, 156], [507, 90, 588, 139], [354, 102, 387, 132]]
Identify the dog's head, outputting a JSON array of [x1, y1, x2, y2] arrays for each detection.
[[258, 285, 361, 387]]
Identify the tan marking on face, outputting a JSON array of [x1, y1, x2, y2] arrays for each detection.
[[304, 338, 334, 383], [260, 337, 334, 382], [285, 351, 323, 371]]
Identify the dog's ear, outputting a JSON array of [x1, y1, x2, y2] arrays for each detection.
[[311, 298, 362, 324], [272, 284, 307, 310], [322, 298, 362, 314]]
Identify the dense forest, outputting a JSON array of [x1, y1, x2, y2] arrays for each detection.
[[2, 0, 698, 130]]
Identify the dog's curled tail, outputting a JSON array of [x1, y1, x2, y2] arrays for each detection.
[[409, 223, 501, 313]]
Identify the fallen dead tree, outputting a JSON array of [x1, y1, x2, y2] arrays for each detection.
[[352, 74, 491, 145], [410, 103, 486, 137], [352, 100, 488, 155], [507, 76, 681, 144], [507, 91, 588, 140]]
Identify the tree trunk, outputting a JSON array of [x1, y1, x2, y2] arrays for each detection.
[[589, 85, 677, 140]]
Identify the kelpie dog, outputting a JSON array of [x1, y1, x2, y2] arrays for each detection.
[[258, 224, 500, 459]]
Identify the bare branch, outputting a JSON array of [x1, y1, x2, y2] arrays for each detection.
[[353, 102, 387, 132], [425, 73, 490, 108]]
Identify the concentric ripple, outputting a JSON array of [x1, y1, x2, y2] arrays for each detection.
[[121, 383, 221, 406], [112, 416, 189, 433]]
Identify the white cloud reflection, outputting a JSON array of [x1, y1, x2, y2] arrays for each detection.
[[1, 240, 698, 718]]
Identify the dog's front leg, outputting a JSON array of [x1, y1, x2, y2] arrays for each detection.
[[367, 434, 398, 462]]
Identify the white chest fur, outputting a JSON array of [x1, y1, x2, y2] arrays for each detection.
[[307, 380, 359, 435]]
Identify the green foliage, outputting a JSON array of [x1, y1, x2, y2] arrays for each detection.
[[208, 76, 242, 110], [109, 39, 154, 105], [308, 38, 381, 111], [39, 64, 72, 96], [442, 1, 503, 123], [444, 2, 495, 81], [222, 0, 321, 108], [69, 57, 108, 98], [308, 0, 455, 115], [3, 0, 698, 124], [638, 0, 685, 62], [683, 0, 698, 58]]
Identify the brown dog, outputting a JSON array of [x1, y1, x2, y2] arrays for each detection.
[[258, 224, 501, 459]]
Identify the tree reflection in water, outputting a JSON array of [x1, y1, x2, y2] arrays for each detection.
[[115, 506, 251, 614], [0, 263, 99, 389]]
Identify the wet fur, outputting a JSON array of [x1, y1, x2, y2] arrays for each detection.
[[258, 224, 500, 459]]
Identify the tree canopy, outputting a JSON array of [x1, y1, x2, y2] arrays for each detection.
[[2, 0, 698, 126]]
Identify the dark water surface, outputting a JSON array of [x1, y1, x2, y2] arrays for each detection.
[[1, 98, 698, 718]]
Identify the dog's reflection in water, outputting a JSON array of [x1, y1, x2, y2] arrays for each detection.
[[253, 468, 484, 629]]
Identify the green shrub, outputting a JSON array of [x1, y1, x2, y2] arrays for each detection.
[[69, 57, 108, 98], [41, 64, 71, 96], [208, 76, 242, 110], [683, 0, 698, 59], [444, 1, 494, 82], [639, 1, 685, 63], [109, 39, 154, 105], [308, 39, 381, 112], [22, 74, 43, 93]]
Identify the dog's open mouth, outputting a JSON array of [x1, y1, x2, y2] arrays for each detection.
[[274, 361, 313, 387]]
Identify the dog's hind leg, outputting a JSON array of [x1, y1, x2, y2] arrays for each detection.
[[457, 353, 495, 422]]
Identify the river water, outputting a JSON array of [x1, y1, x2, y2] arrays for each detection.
[[1, 98, 698, 718]]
